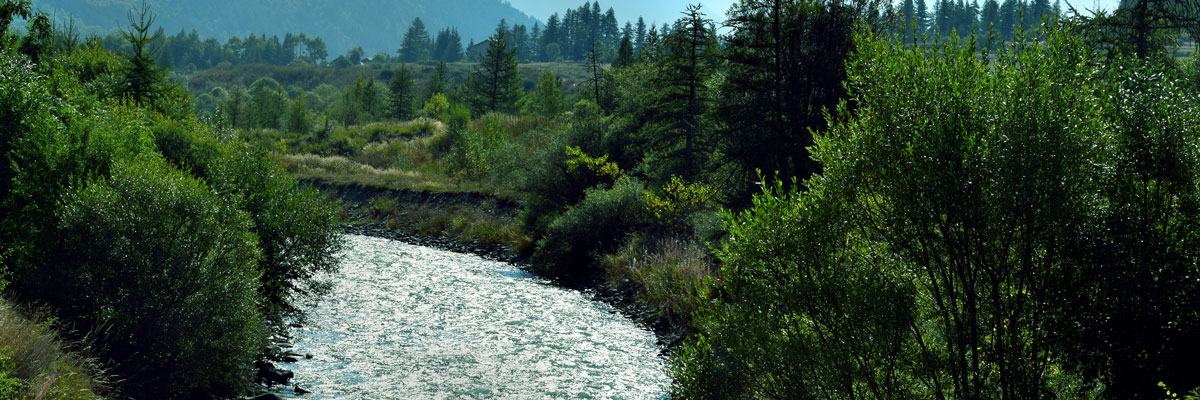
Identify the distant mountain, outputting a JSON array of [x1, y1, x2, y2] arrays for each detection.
[[31, 0, 541, 57]]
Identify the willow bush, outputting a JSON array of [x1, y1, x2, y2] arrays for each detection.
[[675, 26, 1200, 399]]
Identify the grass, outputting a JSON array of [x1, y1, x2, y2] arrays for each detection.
[[276, 153, 488, 194], [0, 300, 107, 400], [603, 235, 715, 330], [367, 197, 533, 254]]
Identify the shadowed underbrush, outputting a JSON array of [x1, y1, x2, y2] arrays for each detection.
[[0, 300, 107, 400]]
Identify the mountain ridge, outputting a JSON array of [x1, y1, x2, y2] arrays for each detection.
[[31, 0, 541, 57]]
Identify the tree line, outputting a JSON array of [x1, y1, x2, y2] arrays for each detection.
[[899, 0, 1062, 39]]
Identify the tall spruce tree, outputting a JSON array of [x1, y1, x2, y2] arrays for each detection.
[[717, 0, 860, 199], [399, 18, 431, 62], [424, 61, 448, 103], [467, 23, 523, 114], [388, 64, 415, 120], [613, 32, 636, 68], [120, 0, 164, 105], [645, 5, 718, 180]]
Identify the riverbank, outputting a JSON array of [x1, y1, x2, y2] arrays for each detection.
[[0, 299, 108, 399], [303, 178, 688, 349]]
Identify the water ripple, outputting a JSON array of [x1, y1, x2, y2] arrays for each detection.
[[276, 235, 669, 399]]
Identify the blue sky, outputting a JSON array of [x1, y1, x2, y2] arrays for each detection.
[[502, 0, 739, 27], [503, 0, 1124, 28]]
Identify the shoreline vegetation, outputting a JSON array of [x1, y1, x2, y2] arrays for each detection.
[[0, 300, 108, 400]]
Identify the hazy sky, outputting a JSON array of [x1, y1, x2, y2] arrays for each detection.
[[504, 0, 1124, 28], [502, 0, 739, 27]]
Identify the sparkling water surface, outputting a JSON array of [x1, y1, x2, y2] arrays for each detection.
[[274, 234, 669, 399]]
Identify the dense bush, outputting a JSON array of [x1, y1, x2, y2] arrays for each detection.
[[51, 158, 268, 398], [674, 27, 1200, 399], [2, 22, 342, 397], [532, 176, 647, 278], [154, 120, 343, 330]]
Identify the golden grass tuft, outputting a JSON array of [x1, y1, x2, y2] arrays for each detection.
[[0, 300, 108, 399]]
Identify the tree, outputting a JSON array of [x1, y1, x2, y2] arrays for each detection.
[[635, 16, 647, 54], [432, 28, 463, 62], [223, 86, 247, 129], [512, 24, 531, 62], [613, 32, 636, 68], [0, 0, 31, 36], [120, 0, 164, 105], [17, 11, 51, 63], [998, 0, 1020, 38], [642, 5, 718, 180], [399, 17, 431, 62], [981, 0, 1001, 31], [529, 70, 563, 117], [388, 64, 415, 120], [717, 0, 862, 200], [285, 93, 311, 133], [425, 61, 449, 103], [1075, 0, 1200, 60], [917, 0, 931, 30], [247, 77, 287, 129], [467, 23, 523, 114]]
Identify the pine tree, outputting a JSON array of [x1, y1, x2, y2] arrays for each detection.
[[717, 0, 857, 197], [917, 0, 930, 31], [120, 0, 165, 105], [981, 0, 1001, 32], [424, 61, 448, 103], [388, 64, 415, 121], [530, 70, 563, 117], [635, 16, 647, 54], [613, 33, 635, 68], [542, 13, 562, 61], [512, 24, 530, 62], [399, 18, 431, 62], [648, 5, 718, 180], [529, 23, 542, 61], [285, 93, 312, 133], [467, 24, 523, 114]]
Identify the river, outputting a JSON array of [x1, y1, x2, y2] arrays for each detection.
[[272, 234, 670, 399]]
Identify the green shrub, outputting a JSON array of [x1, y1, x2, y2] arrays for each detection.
[[532, 176, 647, 278], [0, 347, 20, 400], [603, 235, 713, 328], [49, 158, 268, 398], [204, 142, 344, 329], [675, 26, 1200, 399], [154, 120, 344, 331]]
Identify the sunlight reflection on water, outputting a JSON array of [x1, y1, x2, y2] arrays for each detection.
[[274, 234, 669, 399]]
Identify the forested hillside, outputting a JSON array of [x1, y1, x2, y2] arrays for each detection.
[[30, 0, 540, 55]]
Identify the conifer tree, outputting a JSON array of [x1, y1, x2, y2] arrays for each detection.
[[717, 0, 858, 197], [613, 33, 635, 68], [388, 64, 415, 121], [399, 18, 431, 62], [285, 93, 312, 133], [643, 5, 718, 180], [424, 61, 448, 103], [120, 0, 164, 105], [530, 70, 563, 117], [467, 24, 523, 114]]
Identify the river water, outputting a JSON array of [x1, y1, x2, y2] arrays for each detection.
[[273, 234, 670, 399]]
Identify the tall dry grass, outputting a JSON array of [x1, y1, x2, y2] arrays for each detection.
[[604, 236, 715, 329], [0, 300, 108, 400]]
